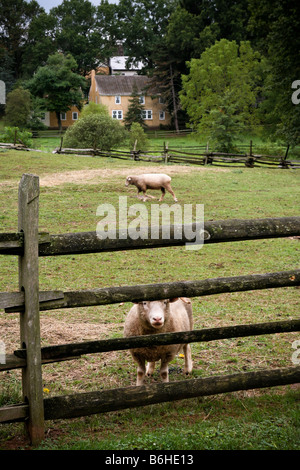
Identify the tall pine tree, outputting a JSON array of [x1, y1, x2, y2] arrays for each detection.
[[123, 84, 146, 129]]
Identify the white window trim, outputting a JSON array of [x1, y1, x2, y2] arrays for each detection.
[[112, 109, 123, 120], [139, 95, 145, 104], [60, 112, 66, 121], [115, 95, 121, 104], [159, 110, 165, 120], [142, 109, 153, 120], [72, 112, 78, 120]]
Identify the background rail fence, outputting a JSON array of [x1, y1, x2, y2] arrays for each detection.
[[1, 135, 300, 168], [0, 174, 300, 445], [53, 140, 300, 168]]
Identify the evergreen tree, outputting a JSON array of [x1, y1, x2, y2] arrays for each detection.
[[148, 43, 183, 132], [123, 84, 146, 129]]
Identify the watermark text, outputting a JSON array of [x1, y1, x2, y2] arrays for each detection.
[[96, 197, 206, 250]]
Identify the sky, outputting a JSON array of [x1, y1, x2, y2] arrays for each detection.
[[36, 0, 119, 12]]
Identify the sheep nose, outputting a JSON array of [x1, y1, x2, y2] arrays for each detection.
[[153, 316, 163, 324]]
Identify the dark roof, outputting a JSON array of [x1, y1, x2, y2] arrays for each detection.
[[94, 75, 157, 96]]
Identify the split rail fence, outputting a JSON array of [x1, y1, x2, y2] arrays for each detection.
[[1, 138, 300, 168], [0, 173, 300, 445], [53, 141, 300, 169]]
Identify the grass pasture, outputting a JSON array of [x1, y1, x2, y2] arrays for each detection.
[[0, 146, 299, 450]]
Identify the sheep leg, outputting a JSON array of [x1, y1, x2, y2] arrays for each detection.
[[137, 190, 156, 202], [158, 187, 166, 202], [183, 344, 193, 375], [165, 183, 178, 202], [146, 361, 155, 377], [133, 354, 146, 385], [160, 359, 170, 382], [160, 354, 174, 382], [136, 362, 146, 385], [137, 190, 145, 200], [143, 192, 156, 201]]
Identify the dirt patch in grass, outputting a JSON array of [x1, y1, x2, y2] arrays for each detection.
[[1, 313, 127, 397], [38, 165, 228, 187], [0, 314, 115, 350]]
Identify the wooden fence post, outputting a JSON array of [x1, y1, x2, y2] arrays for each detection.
[[18, 174, 44, 445], [164, 141, 169, 164]]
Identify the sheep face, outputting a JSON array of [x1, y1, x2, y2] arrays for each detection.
[[125, 176, 132, 187], [137, 299, 176, 330]]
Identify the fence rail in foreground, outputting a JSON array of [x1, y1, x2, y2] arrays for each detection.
[[1, 216, 299, 256], [0, 173, 299, 445]]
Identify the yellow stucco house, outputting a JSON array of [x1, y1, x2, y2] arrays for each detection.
[[40, 106, 81, 128], [88, 70, 171, 129]]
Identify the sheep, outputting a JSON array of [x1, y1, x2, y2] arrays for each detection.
[[124, 297, 193, 386], [125, 173, 178, 202]]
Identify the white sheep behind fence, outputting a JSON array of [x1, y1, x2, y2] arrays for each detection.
[[124, 298, 193, 385], [125, 173, 178, 202]]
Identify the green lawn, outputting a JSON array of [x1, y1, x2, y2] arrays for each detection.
[[0, 145, 299, 450]]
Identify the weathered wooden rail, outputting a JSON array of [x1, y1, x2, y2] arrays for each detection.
[[0, 174, 299, 446], [52, 141, 300, 168], [2, 138, 299, 167], [1, 216, 299, 256]]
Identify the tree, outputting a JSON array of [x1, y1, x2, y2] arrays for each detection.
[[180, 39, 264, 151], [63, 113, 127, 150], [148, 43, 183, 132], [49, 0, 107, 77], [5, 87, 31, 127], [26, 52, 86, 131], [123, 85, 145, 129], [0, 0, 45, 79], [116, 0, 176, 70], [21, 12, 57, 78], [248, 0, 300, 145]]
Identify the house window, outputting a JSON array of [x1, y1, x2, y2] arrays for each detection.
[[142, 109, 152, 120], [112, 110, 123, 120], [159, 110, 165, 120], [115, 95, 121, 104], [60, 112, 66, 120], [139, 95, 145, 104], [159, 96, 165, 104], [72, 112, 78, 120], [40, 113, 46, 121]]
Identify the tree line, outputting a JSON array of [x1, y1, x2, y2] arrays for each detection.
[[1, 0, 300, 148]]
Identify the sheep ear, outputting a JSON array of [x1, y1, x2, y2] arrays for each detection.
[[169, 297, 179, 303]]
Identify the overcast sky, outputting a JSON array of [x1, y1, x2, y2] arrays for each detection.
[[36, 0, 119, 12]]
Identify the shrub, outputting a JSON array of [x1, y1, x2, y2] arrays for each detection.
[[1, 126, 32, 147], [79, 102, 108, 119], [63, 113, 127, 150], [5, 87, 31, 127], [128, 122, 149, 151]]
